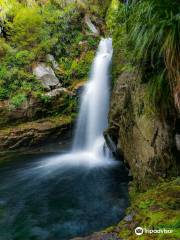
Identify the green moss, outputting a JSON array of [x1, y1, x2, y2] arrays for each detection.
[[138, 199, 156, 209], [0, 114, 73, 135], [0, 0, 102, 127], [103, 179, 180, 240], [0, 38, 11, 58]]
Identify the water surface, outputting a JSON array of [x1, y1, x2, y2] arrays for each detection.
[[0, 149, 129, 240]]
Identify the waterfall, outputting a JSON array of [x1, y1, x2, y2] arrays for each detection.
[[73, 38, 113, 154], [37, 38, 115, 169]]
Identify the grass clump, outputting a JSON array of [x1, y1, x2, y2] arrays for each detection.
[[106, 0, 180, 114]]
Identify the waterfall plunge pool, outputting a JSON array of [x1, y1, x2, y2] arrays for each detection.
[[0, 38, 129, 240], [0, 148, 129, 240]]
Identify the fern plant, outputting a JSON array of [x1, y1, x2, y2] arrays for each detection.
[[127, 0, 180, 111]]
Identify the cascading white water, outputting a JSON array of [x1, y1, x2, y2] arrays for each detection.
[[37, 38, 115, 170], [0, 41, 129, 240], [73, 38, 113, 153]]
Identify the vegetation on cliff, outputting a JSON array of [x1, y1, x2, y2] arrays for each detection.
[[104, 2, 180, 238], [0, 0, 104, 149], [106, 0, 179, 190], [107, 0, 180, 115], [0, 0, 99, 109], [0, 0, 179, 239]]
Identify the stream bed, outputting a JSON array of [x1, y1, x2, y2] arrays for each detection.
[[0, 147, 129, 240]]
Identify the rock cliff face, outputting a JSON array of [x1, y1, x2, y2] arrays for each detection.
[[0, 88, 74, 127], [0, 87, 76, 152], [0, 115, 73, 151], [106, 70, 179, 190]]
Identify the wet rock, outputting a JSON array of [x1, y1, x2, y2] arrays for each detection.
[[104, 130, 120, 158], [129, 221, 139, 230], [73, 81, 86, 97], [33, 63, 61, 90]]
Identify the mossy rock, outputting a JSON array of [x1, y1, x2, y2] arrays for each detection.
[[0, 115, 74, 152], [115, 179, 180, 240]]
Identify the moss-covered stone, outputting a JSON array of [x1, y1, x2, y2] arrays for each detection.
[[0, 115, 73, 152], [115, 178, 180, 240]]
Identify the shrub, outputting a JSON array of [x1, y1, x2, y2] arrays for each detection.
[[0, 87, 8, 100], [8, 7, 44, 49], [10, 93, 27, 108], [4, 50, 35, 67], [0, 63, 43, 100], [109, 0, 180, 112], [0, 0, 98, 103], [43, 3, 82, 58]]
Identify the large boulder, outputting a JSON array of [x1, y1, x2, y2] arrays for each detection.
[[107, 71, 179, 190], [33, 63, 61, 91]]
